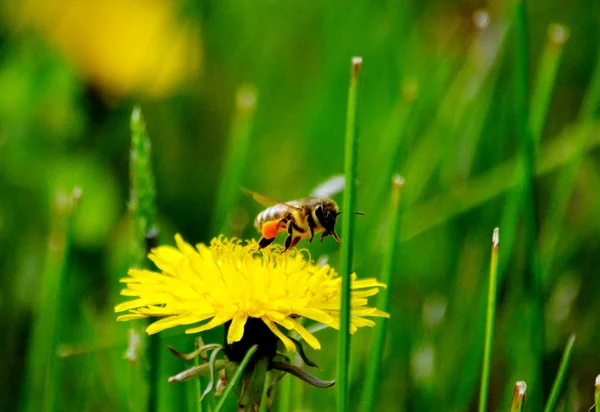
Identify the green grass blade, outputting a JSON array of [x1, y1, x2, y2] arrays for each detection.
[[338, 56, 362, 412], [543, 334, 576, 412], [23, 188, 81, 412], [130, 106, 157, 267], [360, 176, 404, 412], [399, 122, 600, 242], [530, 24, 569, 145], [510, 381, 527, 412], [511, 1, 544, 407], [129, 106, 159, 411], [578, 47, 600, 122], [595, 375, 600, 412], [478, 228, 500, 412], [540, 44, 600, 281], [214, 345, 259, 412], [277, 373, 291, 411], [211, 85, 257, 236]]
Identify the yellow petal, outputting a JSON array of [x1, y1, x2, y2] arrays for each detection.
[[288, 318, 321, 350], [227, 313, 248, 344], [148, 245, 184, 273], [117, 313, 147, 321], [351, 288, 381, 298], [185, 311, 234, 334], [293, 308, 334, 326], [114, 299, 147, 312], [263, 318, 296, 352], [146, 314, 203, 335], [351, 278, 387, 289]]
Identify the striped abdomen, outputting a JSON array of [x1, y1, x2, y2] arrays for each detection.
[[254, 203, 294, 231]]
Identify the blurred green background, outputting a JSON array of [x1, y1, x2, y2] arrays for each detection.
[[1, 0, 599, 410]]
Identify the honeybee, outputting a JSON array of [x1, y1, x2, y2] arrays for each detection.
[[244, 175, 354, 252]]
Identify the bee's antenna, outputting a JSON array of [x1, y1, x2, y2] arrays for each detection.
[[336, 211, 364, 216]]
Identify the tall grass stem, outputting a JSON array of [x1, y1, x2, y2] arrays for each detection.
[[540, 43, 600, 279], [513, 1, 543, 407], [338, 56, 362, 412], [530, 24, 569, 145], [542, 334, 576, 412], [361, 176, 404, 412], [214, 345, 258, 412], [595, 375, 600, 412], [211, 85, 257, 236], [23, 188, 81, 412], [129, 106, 159, 411], [510, 381, 527, 412], [478, 228, 500, 412]]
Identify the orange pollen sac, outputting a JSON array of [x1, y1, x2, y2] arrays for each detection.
[[261, 220, 281, 239]]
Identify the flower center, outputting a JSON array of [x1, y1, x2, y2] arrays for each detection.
[[223, 318, 279, 365]]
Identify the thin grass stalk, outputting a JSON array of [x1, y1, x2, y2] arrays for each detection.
[[211, 85, 257, 236], [338, 56, 362, 412], [595, 375, 600, 412], [214, 346, 259, 412], [513, 1, 544, 407], [193, 339, 204, 412], [129, 106, 159, 411], [372, 82, 415, 208], [578, 47, 600, 122], [543, 334, 576, 412], [478, 228, 500, 412], [277, 373, 291, 411], [510, 381, 527, 412], [540, 44, 600, 280], [23, 188, 81, 412], [360, 176, 404, 412], [259, 371, 271, 412], [530, 24, 569, 145]]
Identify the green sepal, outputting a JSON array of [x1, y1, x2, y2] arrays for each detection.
[[271, 360, 335, 388], [167, 343, 222, 361], [168, 359, 227, 383], [288, 336, 319, 368]]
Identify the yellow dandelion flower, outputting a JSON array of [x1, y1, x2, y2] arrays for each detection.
[[115, 234, 388, 357]]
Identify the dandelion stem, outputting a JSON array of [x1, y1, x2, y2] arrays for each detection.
[[361, 176, 404, 412], [129, 106, 159, 412], [338, 56, 363, 412], [214, 345, 258, 412], [543, 334, 576, 412], [510, 381, 527, 412], [478, 228, 500, 412], [211, 85, 257, 236]]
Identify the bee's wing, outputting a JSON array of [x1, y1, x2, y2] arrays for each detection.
[[241, 187, 302, 210], [310, 174, 346, 198]]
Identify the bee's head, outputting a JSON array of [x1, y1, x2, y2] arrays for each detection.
[[315, 200, 341, 242]]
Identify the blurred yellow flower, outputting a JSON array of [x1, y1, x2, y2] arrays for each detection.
[[6, 0, 201, 97], [115, 235, 389, 352]]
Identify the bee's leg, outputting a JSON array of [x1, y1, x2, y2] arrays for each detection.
[[320, 231, 328, 242], [282, 235, 301, 253], [258, 237, 275, 249], [282, 235, 293, 253], [307, 215, 316, 243]]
